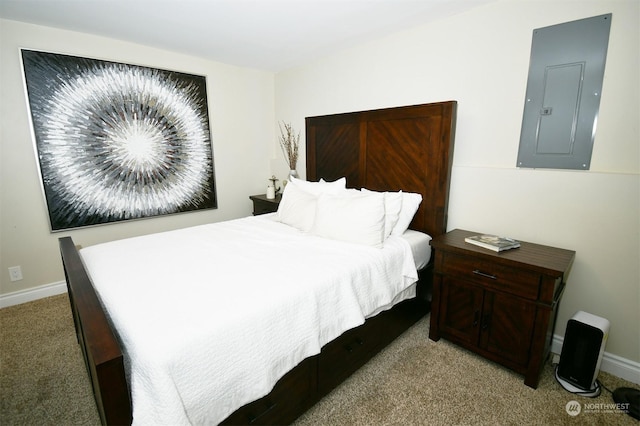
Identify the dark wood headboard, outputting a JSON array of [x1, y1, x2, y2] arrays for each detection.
[[306, 101, 457, 239]]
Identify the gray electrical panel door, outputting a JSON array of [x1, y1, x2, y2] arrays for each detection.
[[517, 14, 611, 170]]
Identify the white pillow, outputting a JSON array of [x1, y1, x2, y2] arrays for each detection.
[[276, 182, 317, 232], [289, 176, 346, 196], [391, 192, 423, 236], [361, 188, 402, 239], [312, 191, 386, 248]]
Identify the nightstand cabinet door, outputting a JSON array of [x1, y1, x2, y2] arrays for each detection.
[[438, 277, 536, 368], [439, 277, 483, 346], [480, 292, 536, 367]]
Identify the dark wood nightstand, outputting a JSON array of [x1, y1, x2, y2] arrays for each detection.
[[249, 194, 282, 215], [429, 229, 575, 388]]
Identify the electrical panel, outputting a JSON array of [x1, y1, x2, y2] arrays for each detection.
[[517, 14, 612, 170]]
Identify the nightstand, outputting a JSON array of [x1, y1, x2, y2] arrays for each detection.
[[429, 229, 575, 388], [249, 194, 281, 215]]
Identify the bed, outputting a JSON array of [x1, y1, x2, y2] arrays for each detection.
[[59, 101, 457, 425]]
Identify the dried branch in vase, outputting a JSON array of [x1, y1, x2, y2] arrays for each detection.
[[278, 121, 300, 171]]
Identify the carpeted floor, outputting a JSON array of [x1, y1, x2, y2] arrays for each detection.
[[1, 294, 637, 425]]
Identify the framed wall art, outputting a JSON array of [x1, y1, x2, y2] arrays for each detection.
[[20, 49, 217, 231]]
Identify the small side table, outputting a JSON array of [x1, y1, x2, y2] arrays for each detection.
[[249, 194, 282, 215], [429, 229, 575, 388]]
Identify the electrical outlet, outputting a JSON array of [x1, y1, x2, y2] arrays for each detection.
[[8, 266, 23, 282]]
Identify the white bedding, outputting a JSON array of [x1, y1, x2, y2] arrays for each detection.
[[80, 214, 420, 425], [401, 229, 433, 270]]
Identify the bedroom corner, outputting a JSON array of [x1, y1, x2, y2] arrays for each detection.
[[273, 0, 639, 379], [0, 18, 276, 303]]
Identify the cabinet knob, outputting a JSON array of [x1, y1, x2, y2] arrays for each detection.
[[481, 314, 491, 330]]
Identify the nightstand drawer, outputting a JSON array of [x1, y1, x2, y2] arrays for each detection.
[[439, 252, 540, 300], [250, 194, 281, 215], [253, 200, 278, 215]]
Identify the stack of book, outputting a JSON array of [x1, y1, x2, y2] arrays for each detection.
[[464, 234, 520, 252]]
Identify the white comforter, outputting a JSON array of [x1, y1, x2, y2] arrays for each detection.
[[80, 214, 418, 425]]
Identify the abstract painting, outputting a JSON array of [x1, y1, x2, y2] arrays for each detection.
[[21, 49, 217, 231]]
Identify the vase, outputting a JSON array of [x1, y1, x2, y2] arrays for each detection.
[[288, 169, 299, 181], [266, 185, 276, 199]]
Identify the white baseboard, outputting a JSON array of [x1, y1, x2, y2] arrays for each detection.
[[552, 335, 640, 385], [0, 281, 67, 309]]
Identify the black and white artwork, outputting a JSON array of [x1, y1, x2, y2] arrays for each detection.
[[21, 49, 217, 231]]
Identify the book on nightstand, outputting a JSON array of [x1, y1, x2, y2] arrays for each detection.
[[464, 234, 521, 252]]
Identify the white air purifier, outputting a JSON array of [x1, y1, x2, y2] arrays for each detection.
[[555, 311, 610, 397]]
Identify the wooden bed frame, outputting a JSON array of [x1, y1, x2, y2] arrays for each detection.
[[59, 101, 457, 425]]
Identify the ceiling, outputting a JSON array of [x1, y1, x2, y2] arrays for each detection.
[[0, 0, 491, 72]]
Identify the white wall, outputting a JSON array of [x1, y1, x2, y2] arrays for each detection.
[[0, 19, 275, 296], [274, 0, 639, 363]]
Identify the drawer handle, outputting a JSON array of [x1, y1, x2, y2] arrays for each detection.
[[473, 311, 480, 327], [345, 338, 364, 352], [473, 269, 497, 280], [248, 400, 277, 424]]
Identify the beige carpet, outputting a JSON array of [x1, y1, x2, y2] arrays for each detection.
[[1, 294, 637, 425]]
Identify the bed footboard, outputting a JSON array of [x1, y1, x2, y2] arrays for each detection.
[[59, 237, 132, 425]]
